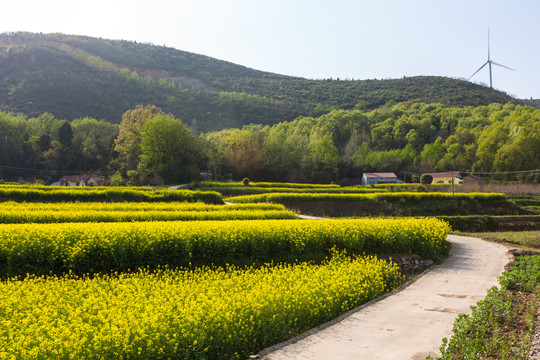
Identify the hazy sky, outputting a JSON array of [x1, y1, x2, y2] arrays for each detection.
[[2, 0, 539, 99]]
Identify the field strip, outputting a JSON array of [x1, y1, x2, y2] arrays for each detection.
[[259, 235, 510, 360]]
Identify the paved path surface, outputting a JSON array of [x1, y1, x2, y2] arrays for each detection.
[[260, 235, 510, 360]]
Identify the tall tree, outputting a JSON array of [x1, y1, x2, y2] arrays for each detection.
[[222, 129, 262, 177], [72, 117, 119, 171], [138, 115, 201, 183], [58, 121, 73, 149], [113, 105, 166, 171]]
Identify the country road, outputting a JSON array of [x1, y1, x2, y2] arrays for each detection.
[[259, 235, 509, 360]]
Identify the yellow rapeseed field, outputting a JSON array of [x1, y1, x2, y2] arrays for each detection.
[[0, 254, 402, 360], [0, 218, 450, 276], [0, 202, 296, 223]]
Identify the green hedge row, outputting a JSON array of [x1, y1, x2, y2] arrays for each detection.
[[198, 186, 388, 196], [0, 187, 222, 203], [226, 192, 506, 203]]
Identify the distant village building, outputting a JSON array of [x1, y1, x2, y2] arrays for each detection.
[[462, 174, 486, 186], [361, 172, 404, 185], [427, 171, 463, 185], [52, 175, 105, 187]]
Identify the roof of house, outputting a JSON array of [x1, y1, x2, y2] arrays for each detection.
[[428, 171, 461, 179], [363, 172, 398, 178], [58, 175, 93, 182]]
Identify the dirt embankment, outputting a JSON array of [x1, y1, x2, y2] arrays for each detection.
[[283, 199, 527, 218]]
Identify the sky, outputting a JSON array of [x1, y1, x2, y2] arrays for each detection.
[[2, 0, 539, 99]]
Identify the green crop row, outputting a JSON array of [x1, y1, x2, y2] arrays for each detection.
[[199, 181, 340, 189], [0, 218, 450, 277], [225, 192, 506, 203], [0, 187, 222, 203], [196, 185, 388, 196]]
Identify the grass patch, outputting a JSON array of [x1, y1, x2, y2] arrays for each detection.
[[470, 231, 540, 249]]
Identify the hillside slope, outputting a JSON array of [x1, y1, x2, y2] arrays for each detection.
[[522, 98, 540, 109], [0, 32, 517, 131]]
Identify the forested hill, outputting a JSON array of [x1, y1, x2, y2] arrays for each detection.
[[522, 99, 540, 109], [0, 32, 517, 131]]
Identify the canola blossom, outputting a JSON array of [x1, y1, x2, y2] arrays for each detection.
[[225, 191, 506, 203], [0, 202, 296, 223], [0, 218, 449, 276], [0, 184, 153, 191], [0, 254, 403, 360]]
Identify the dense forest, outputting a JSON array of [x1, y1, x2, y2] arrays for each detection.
[[0, 32, 520, 132], [1, 102, 539, 184]]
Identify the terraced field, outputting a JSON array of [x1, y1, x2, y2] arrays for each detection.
[[0, 184, 450, 359]]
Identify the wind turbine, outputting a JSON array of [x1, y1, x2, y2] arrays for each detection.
[[468, 28, 515, 89]]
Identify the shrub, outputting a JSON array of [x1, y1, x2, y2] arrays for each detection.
[[416, 184, 427, 192], [420, 174, 433, 185], [242, 177, 250, 186]]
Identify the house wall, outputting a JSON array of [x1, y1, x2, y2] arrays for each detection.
[[361, 176, 402, 185], [432, 177, 463, 185]]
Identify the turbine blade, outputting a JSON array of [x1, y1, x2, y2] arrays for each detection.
[[490, 61, 515, 71], [488, 28, 490, 60], [468, 62, 488, 80]]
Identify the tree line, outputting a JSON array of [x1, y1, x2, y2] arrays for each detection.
[[1, 102, 539, 185]]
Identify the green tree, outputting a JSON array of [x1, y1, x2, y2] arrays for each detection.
[[494, 132, 540, 172], [72, 117, 119, 171], [138, 115, 201, 183], [58, 121, 73, 149], [475, 122, 508, 171], [261, 123, 305, 181], [308, 130, 339, 182], [222, 129, 262, 177], [113, 105, 166, 171]]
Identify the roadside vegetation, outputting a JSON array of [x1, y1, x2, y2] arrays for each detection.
[[431, 253, 540, 360], [470, 231, 540, 249]]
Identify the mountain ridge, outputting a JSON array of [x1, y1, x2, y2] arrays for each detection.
[[0, 32, 519, 131]]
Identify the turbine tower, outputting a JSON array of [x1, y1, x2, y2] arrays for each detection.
[[468, 28, 515, 88]]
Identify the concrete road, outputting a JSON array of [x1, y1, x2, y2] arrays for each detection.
[[260, 235, 510, 360]]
